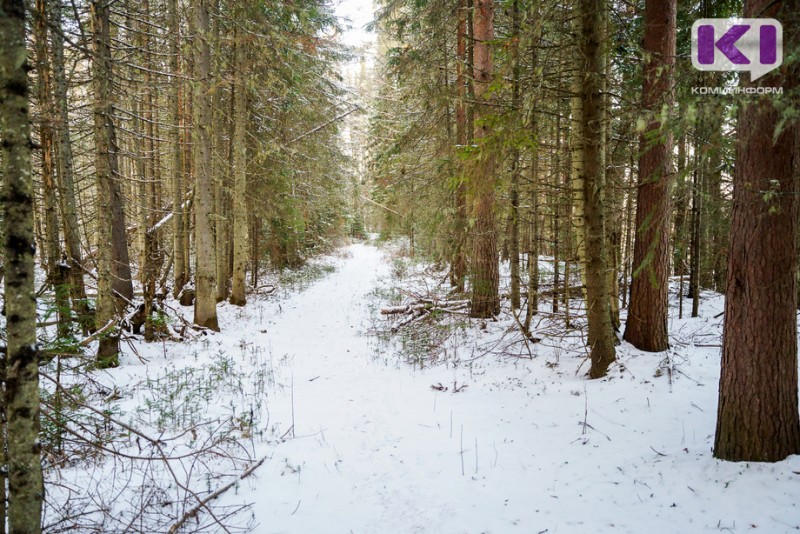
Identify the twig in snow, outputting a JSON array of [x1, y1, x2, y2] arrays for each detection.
[[460, 425, 465, 476], [290, 500, 302, 516], [650, 446, 668, 457]]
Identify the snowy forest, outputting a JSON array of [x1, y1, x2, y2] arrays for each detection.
[[0, 0, 799, 531]]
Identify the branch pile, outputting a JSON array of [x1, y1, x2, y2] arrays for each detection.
[[380, 296, 470, 332]]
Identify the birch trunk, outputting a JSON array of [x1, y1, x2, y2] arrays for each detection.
[[1, 0, 45, 529]]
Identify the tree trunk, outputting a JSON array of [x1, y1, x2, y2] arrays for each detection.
[[0, 0, 45, 529], [569, 75, 585, 296], [109, 167, 133, 302], [714, 0, 800, 463], [579, 0, 616, 378], [623, 0, 675, 352], [49, 0, 91, 332], [99, 10, 134, 307], [600, 3, 620, 332], [140, 0, 158, 342], [508, 0, 521, 311], [552, 113, 560, 315], [169, 0, 187, 298], [192, 0, 219, 330], [230, 35, 248, 306], [524, 3, 541, 331], [469, 0, 500, 318], [212, 0, 229, 303], [34, 0, 71, 338], [689, 146, 701, 317], [451, 0, 468, 292], [91, 0, 121, 366]]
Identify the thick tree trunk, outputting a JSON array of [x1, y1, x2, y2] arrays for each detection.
[[579, 0, 616, 378], [91, 0, 121, 366], [192, 0, 219, 330], [469, 0, 500, 318], [230, 36, 248, 306], [96, 2, 132, 308], [623, 0, 675, 352], [0, 0, 45, 530], [714, 0, 800, 463]]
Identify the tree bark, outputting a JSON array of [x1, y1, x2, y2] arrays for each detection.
[[714, 0, 800, 463], [139, 0, 159, 341], [579, 0, 616, 378], [192, 0, 219, 330], [91, 0, 121, 365], [469, 0, 500, 318], [212, 0, 229, 303], [0, 0, 45, 529], [569, 74, 585, 296], [230, 34, 248, 306], [623, 0, 675, 352], [34, 0, 71, 338], [508, 0, 521, 311], [169, 0, 187, 298]]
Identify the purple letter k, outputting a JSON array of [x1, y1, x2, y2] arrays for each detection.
[[697, 24, 751, 65]]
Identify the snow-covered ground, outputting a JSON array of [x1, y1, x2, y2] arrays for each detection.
[[50, 241, 800, 533]]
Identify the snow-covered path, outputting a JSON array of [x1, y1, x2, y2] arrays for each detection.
[[206, 243, 800, 534], [223, 242, 490, 532]]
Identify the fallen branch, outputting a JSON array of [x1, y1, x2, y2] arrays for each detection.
[[78, 320, 116, 347], [167, 456, 267, 534], [380, 299, 470, 315]]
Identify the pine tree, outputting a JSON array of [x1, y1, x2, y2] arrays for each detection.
[[469, 0, 500, 318], [623, 0, 676, 352], [714, 0, 800, 462]]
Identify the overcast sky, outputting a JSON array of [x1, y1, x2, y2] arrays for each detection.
[[334, 0, 377, 48]]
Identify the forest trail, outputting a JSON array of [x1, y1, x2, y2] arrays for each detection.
[[219, 242, 490, 532], [205, 242, 800, 534]]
